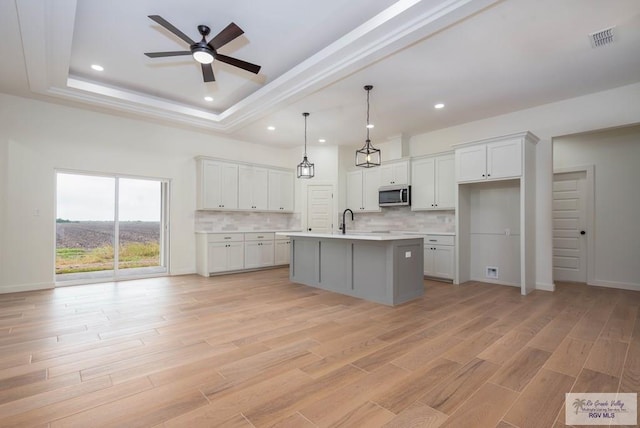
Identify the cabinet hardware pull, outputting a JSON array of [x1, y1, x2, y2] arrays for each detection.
[[428, 239, 437, 242]]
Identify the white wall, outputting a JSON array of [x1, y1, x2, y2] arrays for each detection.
[[409, 82, 640, 289], [0, 93, 294, 293], [554, 125, 640, 290]]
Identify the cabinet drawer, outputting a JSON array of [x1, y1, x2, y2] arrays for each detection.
[[424, 235, 454, 246], [275, 234, 291, 241], [207, 233, 244, 243], [245, 232, 275, 241]]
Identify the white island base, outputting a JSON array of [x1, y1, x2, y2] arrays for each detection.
[[279, 232, 424, 306]]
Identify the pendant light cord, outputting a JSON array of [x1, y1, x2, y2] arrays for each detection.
[[366, 88, 371, 143]]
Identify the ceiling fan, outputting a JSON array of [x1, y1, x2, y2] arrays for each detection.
[[144, 15, 261, 83]]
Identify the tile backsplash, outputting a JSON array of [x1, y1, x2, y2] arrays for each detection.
[[344, 207, 455, 233], [195, 211, 301, 232]]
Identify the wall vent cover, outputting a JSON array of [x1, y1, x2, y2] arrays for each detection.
[[589, 26, 616, 48]]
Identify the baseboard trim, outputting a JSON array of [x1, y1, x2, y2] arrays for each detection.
[[536, 282, 556, 292], [590, 279, 639, 291], [0, 281, 54, 294], [169, 267, 196, 276]]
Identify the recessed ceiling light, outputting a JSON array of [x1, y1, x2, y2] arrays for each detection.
[[318, 139, 326, 143], [91, 64, 104, 72], [434, 103, 445, 109], [204, 96, 214, 102], [267, 126, 276, 131], [366, 124, 374, 129]]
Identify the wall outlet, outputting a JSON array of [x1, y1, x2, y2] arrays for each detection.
[[486, 266, 499, 279]]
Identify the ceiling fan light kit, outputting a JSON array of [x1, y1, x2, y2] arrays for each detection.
[[356, 85, 381, 168], [144, 15, 261, 83], [297, 112, 315, 179]]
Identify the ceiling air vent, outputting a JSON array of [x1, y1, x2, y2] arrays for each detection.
[[589, 26, 616, 48]]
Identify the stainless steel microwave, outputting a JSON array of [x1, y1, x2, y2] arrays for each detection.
[[379, 185, 411, 207]]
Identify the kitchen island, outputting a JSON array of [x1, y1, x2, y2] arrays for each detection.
[[277, 232, 424, 306]]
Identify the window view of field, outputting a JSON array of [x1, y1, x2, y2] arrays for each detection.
[[56, 172, 165, 279], [56, 220, 161, 274]]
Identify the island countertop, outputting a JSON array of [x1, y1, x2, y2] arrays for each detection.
[[275, 231, 422, 241]]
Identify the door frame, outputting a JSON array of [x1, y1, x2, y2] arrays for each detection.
[[54, 169, 171, 286], [553, 165, 595, 285], [304, 182, 335, 233]]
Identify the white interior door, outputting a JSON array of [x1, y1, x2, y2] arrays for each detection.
[[553, 171, 587, 282], [306, 185, 333, 233]]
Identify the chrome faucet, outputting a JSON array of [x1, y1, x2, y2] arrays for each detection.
[[341, 209, 354, 234]]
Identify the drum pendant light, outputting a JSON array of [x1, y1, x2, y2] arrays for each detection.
[[297, 112, 315, 179], [355, 85, 381, 168]]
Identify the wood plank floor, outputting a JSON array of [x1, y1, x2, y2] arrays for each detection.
[[0, 268, 638, 427]]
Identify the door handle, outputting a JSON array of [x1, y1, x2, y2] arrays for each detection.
[[580, 230, 586, 235], [308, 228, 312, 231]]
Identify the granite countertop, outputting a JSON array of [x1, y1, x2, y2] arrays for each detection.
[[276, 231, 423, 241], [196, 229, 302, 234]]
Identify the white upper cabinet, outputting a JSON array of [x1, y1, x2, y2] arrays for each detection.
[[347, 168, 381, 212], [197, 157, 294, 212], [238, 165, 269, 210], [197, 159, 239, 210], [411, 153, 455, 210], [380, 160, 409, 185], [268, 169, 294, 212], [455, 138, 522, 183]]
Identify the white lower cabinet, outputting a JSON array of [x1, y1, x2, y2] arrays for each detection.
[[208, 242, 244, 273], [244, 233, 275, 269], [274, 237, 291, 265], [422, 235, 455, 280], [196, 233, 245, 275]]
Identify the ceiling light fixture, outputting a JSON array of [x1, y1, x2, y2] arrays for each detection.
[[318, 139, 326, 143], [204, 96, 214, 102], [297, 112, 315, 179], [434, 103, 445, 109], [356, 85, 381, 168], [91, 64, 104, 71], [192, 48, 214, 64], [267, 126, 276, 131]]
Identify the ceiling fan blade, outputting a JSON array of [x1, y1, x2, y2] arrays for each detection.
[[145, 51, 192, 58], [148, 15, 195, 45], [201, 63, 215, 82], [208, 22, 244, 50], [215, 54, 261, 74]]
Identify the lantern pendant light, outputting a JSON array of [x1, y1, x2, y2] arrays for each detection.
[[355, 85, 381, 168], [297, 112, 315, 179]]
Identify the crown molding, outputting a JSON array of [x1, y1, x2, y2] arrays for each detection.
[[17, 0, 499, 134]]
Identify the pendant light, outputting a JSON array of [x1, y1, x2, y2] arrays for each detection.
[[297, 112, 315, 179], [355, 85, 381, 168]]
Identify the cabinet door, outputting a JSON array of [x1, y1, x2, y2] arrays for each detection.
[[227, 242, 245, 270], [411, 158, 435, 210], [346, 170, 364, 210], [456, 145, 487, 182], [423, 246, 435, 276], [220, 163, 239, 209], [380, 162, 409, 185], [252, 167, 269, 210], [208, 243, 229, 273], [487, 139, 522, 179], [433, 245, 454, 279], [392, 162, 409, 185], [362, 168, 381, 211], [238, 166, 267, 210], [201, 161, 223, 209], [274, 240, 290, 265], [244, 241, 261, 268], [260, 241, 275, 266], [279, 171, 294, 211], [268, 170, 294, 212], [434, 154, 455, 209]]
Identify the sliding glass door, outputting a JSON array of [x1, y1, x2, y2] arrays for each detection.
[[56, 171, 169, 283]]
